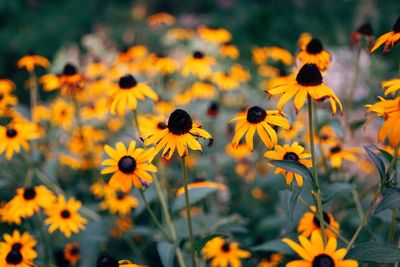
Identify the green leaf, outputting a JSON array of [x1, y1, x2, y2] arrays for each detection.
[[364, 146, 388, 184], [193, 233, 229, 253], [279, 186, 301, 221], [322, 183, 355, 204], [251, 239, 294, 254], [172, 187, 218, 212], [347, 242, 400, 263], [374, 188, 400, 214], [350, 119, 366, 132], [270, 160, 314, 184], [378, 148, 394, 163], [157, 241, 176, 267]]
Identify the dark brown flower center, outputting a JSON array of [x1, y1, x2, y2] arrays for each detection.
[[167, 109, 193, 135], [330, 145, 342, 154], [116, 191, 126, 200], [11, 243, 22, 251], [70, 246, 80, 255], [357, 22, 373, 35], [313, 211, 331, 227], [0, 93, 4, 100], [283, 152, 299, 161], [118, 156, 137, 174], [193, 51, 204, 59], [6, 250, 23, 264], [118, 74, 137, 89], [306, 38, 323, 54], [96, 255, 119, 267], [296, 64, 323, 86], [312, 254, 335, 267], [207, 101, 220, 116], [392, 16, 400, 33], [6, 128, 17, 138], [246, 106, 266, 124], [63, 63, 78, 76], [221, 242, 231, 252], [61, 209, 71, 219], [157, 122, 167, 130], [23, 187, 36, 200]]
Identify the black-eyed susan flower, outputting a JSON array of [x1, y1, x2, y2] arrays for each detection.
[[85, 60, 108, 79], [279, 117, 304, 142], [268, 63, 342, 114], [100, 189, 139, 215], [264, 142, 312, 187], [257, 253, 283, 267], [175, 178, 226, 196], [149, 53, 178, 75], [0, 91, 17, 116], [351, 22, 374, 47], [101, 141, 157, 192], [144, 109, 212, 159], [97, 255, 146, 267], [189, 81, 217, 100], [147, 12, 175, 27], [166, 27, 195, 41], [181, 51, 215, 80], [296, 38, 331, 71], [59, 63, 85, 95], [252, 47, 293, 66], [225, 142, 252, 160], [0, 79, 15, 93], [202, 237, 250, 267], [219, 43, 240, 59], [327, 144, 361, 169], [283, 230, 358, 267], [0, 120, 40, 160], [212, 71, 240, 91], [154, 100, 175, 115], [207, 101, 220, 118], [297, 32, 313, 50], [381, 78, 400, 96], [64, 242, 80, 265], [108, 74, 158, 116], [17, 53, 50, 72], [198, 25, 232, 44], [230, 106, 290, 150], [5, 186, 55, 223], [371, 16, 400, 53], [297, 206, 340, 238], [0, 230, 37, 267], [40, 73, 61, 91], [230, 64, 251, 82], [138, 114, 167, 139], [44, 195, 88, 238], [50, 98, 75, 129]]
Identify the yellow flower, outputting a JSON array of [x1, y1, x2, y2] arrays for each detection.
[[296, 38, 331, 71], [219, 43, 240, 59], [154, 100, 175, 115], [108, 74, 158, 116], [252, 46, 293, 66], [17, 53, 50, 72], [175, 178, 226, 196], [85, 60, 108, 79], [297, 32, 313, 50], [381, 78, 400, 96], [198, 25, 232, 44], [282, 230, 358, 267], [371, 16, 400, 53], [225, 142, 252, 161], [150, 53, 178, 75], [147, 12, 176, 27], [189, 81, 217, 100], [212, 71, 240, 91], [0, 120, 40, 159], [40, 73, 61, 91], [101, 141, 157, 192], [50, 99, 75, 129], [0, 79, 15, 93], [268, 63, 342, 114], [0, 90, 17, 116], [297, 206, 340, 238], [230, 64, 251, 82], [166, 27, 195, 41], [138, 114, 168, 139], [64, 242, 80, 265], [264, 142, 312, 187], [59, 63, 85, 95], [202, 237, 250, 267], [181, 51, 216, 79], [0, 230, 37, 267], [144, 109, 212, 159], [257, 254, 283, 267], [100, 189, 139, 215], [5, 186, 55, 223], [327, 144, 361, 169], [97, 255, 147, 267], [230, 107, 290, 150], [44, 195, 88, 238], [279, 117, 304, 142]]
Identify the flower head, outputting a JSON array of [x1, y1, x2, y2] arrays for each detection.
[[371, 16, 400, 53], [296, 38, 331, 70], [202, 237, 250, 267], [297, 206, 340, 238], [0, 230, 37, 267]]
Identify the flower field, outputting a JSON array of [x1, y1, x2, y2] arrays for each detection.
[[1, 2, 400, 267]]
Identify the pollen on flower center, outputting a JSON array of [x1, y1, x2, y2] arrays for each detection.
[[167, 109, 193, 135], [313, 211, 331, 227], [63, 63, 78, 76], [6, 128, 17, 138], [283, 152, 299, 161], [296, 64, 323, 86], [306, 38, 323, 54], [11, 243, 22, 251], [118, 74, 138, 89], [96, 255, 119, 267], [6, 250, 23, 264], [392, 16, 400, 33], [118, 156, 137, 174], [330, 145, 342, 154], [193, 51, 204, 59], [23, 187, 37, 200], [246, 106, 266, 123], [221, 242, 231, 252], [61, 210, 71, 219], [312, 254, 335, 267]]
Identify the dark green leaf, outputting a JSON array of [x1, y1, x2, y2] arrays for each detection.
[[251, 239, 294, 254], [322, 183, 355, 204], [279, 186, 301, 221], [193, 233, 229, 253], [157, 241, 176, 267], [378, 149, 394, 163], [374, 188, 400, 214], [347, 242, 400, 263], [350, 119, 366, 132], [270, 160, 313, 184], [364, 146, 388, 184], [172, 187, 218, 212]]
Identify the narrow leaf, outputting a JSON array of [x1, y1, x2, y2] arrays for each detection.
[[374, 188, 400, 214], [172, 187, 218, 212], [364, 146, 387, 183], [251, 239, 294, 254], [347, 242, 400, 263], [157, 241, 175, 267], [270, 160, 313, 183]]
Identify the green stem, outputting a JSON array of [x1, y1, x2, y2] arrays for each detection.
[[29, 70, 39, 168], [346, 187, 381, 251], [352, 188, 365, 220], [35, 212, 52, 266], [139, 189, 172, 242], [153, 173, 186, 267], [133, 109, 142, 139], [180, 157, 196, 267], [388, 146, 399, 244], [307, 95, 327, 245]]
